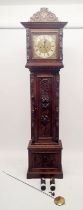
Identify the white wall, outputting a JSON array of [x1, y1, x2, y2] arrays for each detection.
[[0, 5, 83, 153]]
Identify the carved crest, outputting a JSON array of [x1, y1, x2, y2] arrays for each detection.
[[30, 8, 59, 22]]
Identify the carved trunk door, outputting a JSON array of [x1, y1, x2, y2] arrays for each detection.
[[31, 71, 59, 144]]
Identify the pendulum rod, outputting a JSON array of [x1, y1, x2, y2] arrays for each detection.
[[1, 170, 54, 200], [1, 170, 65, 206]]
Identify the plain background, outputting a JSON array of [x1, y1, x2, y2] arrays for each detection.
[[0, 4, 83, 210]]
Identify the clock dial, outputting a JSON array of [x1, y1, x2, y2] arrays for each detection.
[[32, 34, 57, 59]]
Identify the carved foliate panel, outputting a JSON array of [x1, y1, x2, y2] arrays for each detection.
[[30, 72, 60, 143], [37, 77, 52, 138]]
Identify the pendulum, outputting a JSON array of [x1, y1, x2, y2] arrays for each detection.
[[54, 196, 65, 206], [1, 170, 65, 206]]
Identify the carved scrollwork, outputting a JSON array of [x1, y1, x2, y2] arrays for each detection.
[[30, 8, 59, 22]]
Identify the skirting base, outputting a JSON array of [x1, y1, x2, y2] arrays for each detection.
[[27, 140, 63, 179], [27, 169, 63, 179]]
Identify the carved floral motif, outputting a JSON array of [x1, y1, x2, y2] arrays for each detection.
[[41, 96, 49, 108], [30, 8, 59, 22], [41, 115, 49, 126]]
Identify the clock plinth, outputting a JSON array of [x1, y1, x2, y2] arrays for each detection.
[[27, 140, 63, 179], [21, 8, 67, 179]]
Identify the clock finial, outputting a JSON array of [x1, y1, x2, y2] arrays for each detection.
[[30, 8, 59, 22]]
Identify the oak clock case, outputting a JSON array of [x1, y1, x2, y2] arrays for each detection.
[[21, 8, 67, 179]]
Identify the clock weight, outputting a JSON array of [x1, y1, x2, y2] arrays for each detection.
[[50, 178, 55, 191], [41, 178, 46, 191]]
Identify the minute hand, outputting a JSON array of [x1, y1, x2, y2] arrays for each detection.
[[44, 40, 48, 52]]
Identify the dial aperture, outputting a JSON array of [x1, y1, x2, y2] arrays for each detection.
[[33, 34, 56, 59]]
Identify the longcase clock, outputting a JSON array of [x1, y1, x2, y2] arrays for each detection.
[[21, 8, 67, 179]]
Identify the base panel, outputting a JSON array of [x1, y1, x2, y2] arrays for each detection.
[[27, 140, 63, 179]]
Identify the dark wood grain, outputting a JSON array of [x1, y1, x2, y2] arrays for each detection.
[[27, 140, 63, 178]]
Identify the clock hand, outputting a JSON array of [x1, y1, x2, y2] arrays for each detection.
[[44, 40, 49, 54], [43, 39, 48, 52], [43, 39, 45, 48]]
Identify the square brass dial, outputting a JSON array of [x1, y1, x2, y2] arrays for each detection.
[[31, 31, 58, 59]]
